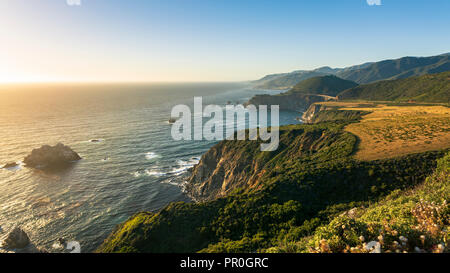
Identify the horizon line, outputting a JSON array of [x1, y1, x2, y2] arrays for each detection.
[[0, 80, 251, 85]]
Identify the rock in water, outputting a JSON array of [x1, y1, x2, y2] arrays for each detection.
[[3, 162, 18, 168], [3, 227, 30, 249], [24, 143, 81, 169]]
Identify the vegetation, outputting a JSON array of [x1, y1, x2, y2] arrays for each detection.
[[267, 151, 449, 253], [97, 120, 448, 253], [338, 71, 450, 103], [287, 75, 358, 96], [308, 109, 370, 124]]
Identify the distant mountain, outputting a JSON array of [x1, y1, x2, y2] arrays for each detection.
[[335, 54, 450, 84], [254, 53, 450, 90], [253, 71, 327, 90], [338, 71, 450, 103], [287, 75, 358, 96], [313, 66, 342, 74]]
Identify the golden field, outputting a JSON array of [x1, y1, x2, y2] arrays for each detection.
[[317, 102, 450, 161]]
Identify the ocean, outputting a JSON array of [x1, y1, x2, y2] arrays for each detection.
[[0, 82, 301, 252]]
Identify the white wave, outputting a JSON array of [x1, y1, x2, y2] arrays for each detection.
[[145, 170, 167, 177], [144, 157, 200, 178], [1, 161, 23, 171], [160, 178, 181, 186], [145, 152, 159, 160], [169, 157, 200, 176], [177, 157, 200, 167], [88, 138, 104, 143], [169, 166, 190, 176]]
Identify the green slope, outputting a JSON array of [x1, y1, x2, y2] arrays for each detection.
[[338, 71, 450, 103], [287, 75, 358, 96], [266, 152, 450, 253]]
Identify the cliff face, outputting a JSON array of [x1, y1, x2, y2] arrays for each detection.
[[185, 139, 264, 201], [246, 93, 331, 112], [186, 124, 357, 201], [302, 103, 371, 124], [301, 104, 327, 123]]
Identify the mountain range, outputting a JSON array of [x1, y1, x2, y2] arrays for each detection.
[[253, 53, 450, 90]]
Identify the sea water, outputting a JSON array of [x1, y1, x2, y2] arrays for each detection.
[[0, 82, 301, 252]]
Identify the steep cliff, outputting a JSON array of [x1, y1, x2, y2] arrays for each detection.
[[302, 103, 370, 124], [186, 123, 356, 201], [301, 104, 327, 123]]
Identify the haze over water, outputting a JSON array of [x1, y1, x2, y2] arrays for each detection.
[[0, 83, 301, 252]]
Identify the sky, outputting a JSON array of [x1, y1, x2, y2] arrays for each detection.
[[0, 0, 449, 83]]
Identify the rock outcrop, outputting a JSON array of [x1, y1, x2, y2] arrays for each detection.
[[185, 139, 265, 201], [0, 227, 48, 253], [24, 143, 81, 169], [3, 227, 30, 249], [301, 103, 326, 123]]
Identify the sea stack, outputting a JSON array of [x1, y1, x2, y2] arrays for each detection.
[[24, 143, 81, 169], [3, 227, 30, 249]]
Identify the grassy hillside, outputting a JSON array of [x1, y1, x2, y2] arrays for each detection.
[[97, 121, 448, 253], [338, 71, 450, 103], [265, 151, 449, 253], [305, 102, 450, 160], [287, 75, 358, 96]]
